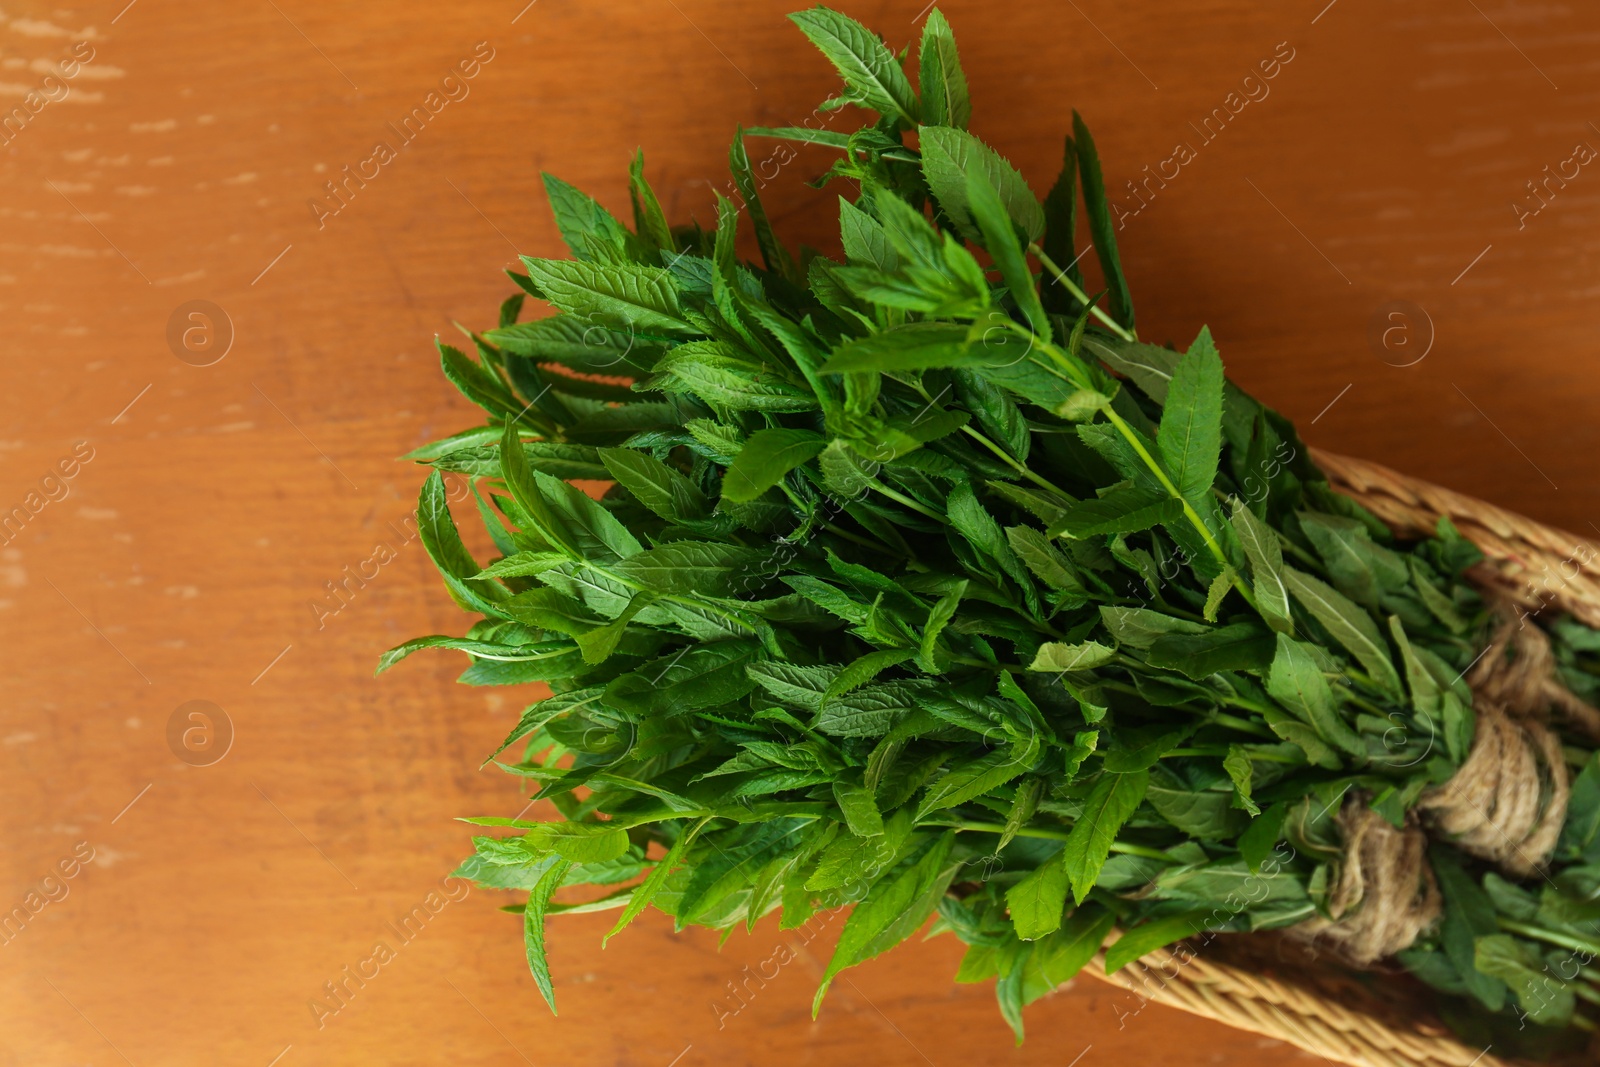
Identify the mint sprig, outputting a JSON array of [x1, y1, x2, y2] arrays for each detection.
[[386, 7, 1600, 1055]]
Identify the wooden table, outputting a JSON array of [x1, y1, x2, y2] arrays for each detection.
[[4, 1, 1596, 1063]]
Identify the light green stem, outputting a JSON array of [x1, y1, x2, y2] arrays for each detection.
[[941, 820, 1179, 862], [1499, 918, 1600, 959], [868, 479, 945, 522], [1030, 243, 1135, 343]]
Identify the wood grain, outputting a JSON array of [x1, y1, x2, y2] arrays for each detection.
[[2, 1, 1597, 1064]]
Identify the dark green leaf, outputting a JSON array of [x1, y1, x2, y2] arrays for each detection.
[[1105, 910, 1212, 973], [722, 428, 827, 502], [1281, 566, 1402, 696], [1071, 111, 1133, 331], [1147, 624, 1275, 679]]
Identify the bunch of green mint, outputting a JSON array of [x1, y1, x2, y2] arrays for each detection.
[[382, 7, 1600, 1055]]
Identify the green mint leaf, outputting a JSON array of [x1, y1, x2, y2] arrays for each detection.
[[1475, 934, 1575, 1027], [628, 149, 675, 256], [1040, 134, 1083, 314], [833, 776, 885, 836], [1062, 770, 1148, 904], [823, 648, 916, 709], [1104, 910, 1212, 973], [1006, 855, 1069, 940], [1265, 631, 1364, 756], [520, 257, 693, 335], [915, 736, 1039, 819], [919, 125, 1045, 244], [964, 161, 1050, 338], [541, 171, 634, 263], [1280, 566, 1403, 696], [730, 128, 795, 282], [523, 857, 574, 1013], [1229, 496, 1293, 633], [917, 8, 970, 130], [1033, 904, 1115, 985], [1222, 744, 1260, 816], [789, 7, 919, 125], [1050, 485, 1183, 539], [1071, 111, 1133, 331], [1155, 327, 1224, 505], [721, 428, 827, 502], [918, 580, 966, 673], [605, 817, 710, 945], [839, 196, 900, 271], [814, 832, 958, 1015], [1238, 802, 1287, 873], [820, 322, 983, 373], [1029, 640, 1115, 672], [599, 447, 710, 522]]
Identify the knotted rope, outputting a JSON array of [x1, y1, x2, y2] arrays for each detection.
[[1287, 800, 1442, 968], [1289, 599, 1583, 965]]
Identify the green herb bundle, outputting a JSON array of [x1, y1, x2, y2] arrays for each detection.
[[383, 7, 1600, 1056]]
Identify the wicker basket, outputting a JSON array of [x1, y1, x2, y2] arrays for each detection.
[[1078, 449, 1600, 1067]]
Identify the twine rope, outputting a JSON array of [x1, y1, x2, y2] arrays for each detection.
[[1288, 597, 1579, 964]]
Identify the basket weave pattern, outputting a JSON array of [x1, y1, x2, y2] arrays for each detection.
[[1077, 450, 1600, 1067]]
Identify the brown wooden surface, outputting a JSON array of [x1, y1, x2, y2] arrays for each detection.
[[3, 1, 1598, 1064]]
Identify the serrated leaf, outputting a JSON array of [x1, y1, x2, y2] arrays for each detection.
[[1062, 770, 1148, 904], [416, 471, 512, 619], [815, 680, 924, 737], [916, 736, 1039, 819], [523, 857, 573, 1013], [917, 9, 970, 130], [542, 172, 633, 263], [1036, 904, 1115, 986], [918, 579, 966, 672], [833, 777, 885, 837], [790, 8, 918, 125], [965, 160, 1049, 338], [613, 541, 765, 597], [1007, 857, 1069, 940], [747, 660, 839, 713], [823, 648, 915, 709], [814, 832, 958, 1014], [1230, 497, 1292, 633], [605, 817, 709, 945], [920, 126, 1045, 243], [1040, 134, 1082, 314], [730, 128, 793, 281], [1147, 623, 1275, 679], [1051, 484, 1181, 539], [629, 149, 674, 255], [1265, 631, 1364, 756], [1098, 606, 1207, 649], [1222, 745, 1260, 816], [1006, 526, 1083, 595], [839, 196, 899, 271], [1029, 640, 1115, 672], [1156, 329, 1223, 505], [722, 428, 827, 502], [521, 257, 692, 334], [820, 322, 981, 373], [1281, 566, 1402, 696]]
